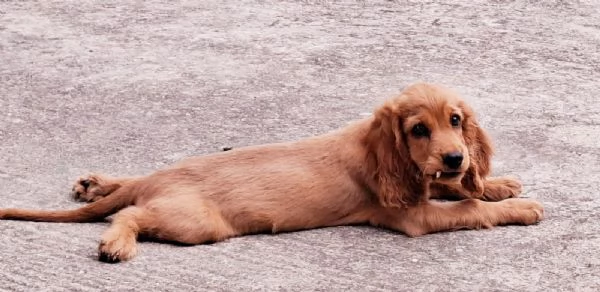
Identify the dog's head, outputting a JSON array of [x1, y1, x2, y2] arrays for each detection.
[[366, 83, 492, 208]]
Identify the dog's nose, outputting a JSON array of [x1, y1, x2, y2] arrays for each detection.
[[443, 152, 464, 169]]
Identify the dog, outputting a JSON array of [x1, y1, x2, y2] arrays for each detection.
[[0, 83, 543, 262]]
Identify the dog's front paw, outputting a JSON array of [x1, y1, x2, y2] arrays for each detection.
[[482, 176, 522, 201], [500, 198, 544, 225], [71, 174, 108, 202]]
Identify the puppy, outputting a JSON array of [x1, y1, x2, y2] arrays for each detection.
[[0, 83, 543, 262]]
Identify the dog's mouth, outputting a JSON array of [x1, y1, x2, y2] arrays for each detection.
[[431, 171, 463, 181]]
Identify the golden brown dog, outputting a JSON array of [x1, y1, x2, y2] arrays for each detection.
[[0, 83, 543, 262]]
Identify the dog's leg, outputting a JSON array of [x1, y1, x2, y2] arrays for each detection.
[[482, 176, 522, 201], [429, 176, 522, 202], [374, 198, 543, 237], [72, 174, 139, 202], [97, 197, 237, 262], [138, 197, 238, 244], [98, 206, 143, 263], [428, 183, 473, 200]]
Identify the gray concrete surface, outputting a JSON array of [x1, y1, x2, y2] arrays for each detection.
[[0, 0, 599, 291]]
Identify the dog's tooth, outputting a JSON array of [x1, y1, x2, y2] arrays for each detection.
[[436, 171, 441, 179]]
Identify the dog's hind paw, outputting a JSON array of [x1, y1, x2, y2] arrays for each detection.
[[98, 232, 138, 263], [71, 174, 109, 202]]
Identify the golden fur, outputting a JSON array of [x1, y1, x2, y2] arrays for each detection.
[[0, 83, 543, 262]]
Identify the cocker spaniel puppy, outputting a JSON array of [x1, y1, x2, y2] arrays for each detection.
[[0, 83, 543, 262]]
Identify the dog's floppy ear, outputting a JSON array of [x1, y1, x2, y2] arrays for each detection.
[[365, 99, 422, 208], [460, 102, 493, 196]]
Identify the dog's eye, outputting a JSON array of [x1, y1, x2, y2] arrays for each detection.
[[411, 123, 430, 138], [451, 114, 461, 127]]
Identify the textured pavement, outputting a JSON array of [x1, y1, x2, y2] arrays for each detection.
[[1, 0, 600, 291]]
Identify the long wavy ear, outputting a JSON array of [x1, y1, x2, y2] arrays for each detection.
[[460, 102, 493, 196], [365, 100, 422, 208]]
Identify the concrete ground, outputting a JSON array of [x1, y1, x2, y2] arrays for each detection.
[[1, 0, 599, 291]]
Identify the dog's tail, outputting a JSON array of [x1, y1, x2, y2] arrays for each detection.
[[0, 187, 135, 223]]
